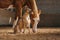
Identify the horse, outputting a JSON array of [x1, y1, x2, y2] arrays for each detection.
[[0, 0, 39, 33]]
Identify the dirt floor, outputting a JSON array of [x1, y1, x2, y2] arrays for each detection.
[[0, 27, 60, 40]]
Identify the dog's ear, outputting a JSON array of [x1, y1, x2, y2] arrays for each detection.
[[38, 9, 41, 15]]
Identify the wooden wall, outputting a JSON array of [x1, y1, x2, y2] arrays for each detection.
[[0, 9, 15, 25], [37, 0, 60, 14], [37, 0, 60, 27], [38, 14, 60, 27]]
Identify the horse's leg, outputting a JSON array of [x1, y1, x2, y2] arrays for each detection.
[[29, 0, 38, 33], [13, 16, 19, 33], [14, 2, 23, 33]]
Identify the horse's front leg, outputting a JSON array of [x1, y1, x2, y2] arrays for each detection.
[[14, 2, 23, 33], [13, 16, 19, 33]]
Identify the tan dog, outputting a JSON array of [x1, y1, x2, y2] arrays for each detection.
[[22, 8, 31, 33], [30, 9, 41, 33]]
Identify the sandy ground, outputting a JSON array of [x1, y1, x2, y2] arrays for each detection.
[[0, 27, 60, 40]]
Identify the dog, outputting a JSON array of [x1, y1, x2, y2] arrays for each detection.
[[22, 7, 31, 33]]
